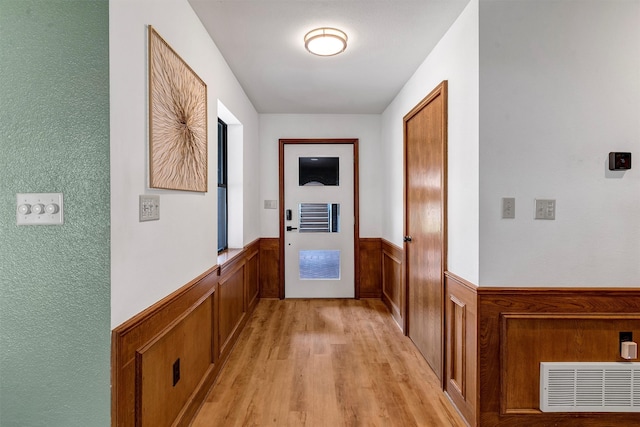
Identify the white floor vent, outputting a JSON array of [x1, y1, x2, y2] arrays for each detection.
[[540, 362, 640, 412]]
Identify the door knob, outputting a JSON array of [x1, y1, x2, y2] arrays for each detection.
[[403, 236, 412, 242], [286, 226, 298, 231]]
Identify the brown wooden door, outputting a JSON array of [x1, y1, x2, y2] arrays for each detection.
[[404, 81, 447, 381]]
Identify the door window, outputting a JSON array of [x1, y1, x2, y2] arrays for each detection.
[[299, 203, 340, 233], [299, 250, 341, 280], [299, 157, 339, 186]]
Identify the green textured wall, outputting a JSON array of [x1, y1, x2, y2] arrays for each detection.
[[0, 1, 110, 425]]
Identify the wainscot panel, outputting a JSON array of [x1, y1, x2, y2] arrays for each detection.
[[501, 313, 640, 414], [478, 288, 640, 427], [111, 267, 217, 427], [135, 294, 213, 427], [444, 272, 478, 427], [359, 238, 382, 298], [218, 257, 246, 359], [259, 238, 280, 298], [381, 239, 403, 327], [245, 241, 260, 311], [111, 242, 261, 427]]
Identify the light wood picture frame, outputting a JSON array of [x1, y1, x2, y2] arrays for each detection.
[[148, 25, 208, 192]]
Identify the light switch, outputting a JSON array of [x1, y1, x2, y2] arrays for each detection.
[[16, 193, 63, 225], [264, 200, 278, 209], [139, 195, 160, 221], [535, 199, 556, 220], [502, 197, 515, 219]]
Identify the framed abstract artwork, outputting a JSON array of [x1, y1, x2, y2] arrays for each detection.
[[148, 25, 208, 192]]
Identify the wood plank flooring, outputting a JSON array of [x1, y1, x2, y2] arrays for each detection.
[[191, 299, 466, 427]]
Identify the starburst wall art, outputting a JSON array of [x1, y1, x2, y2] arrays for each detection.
[[148, 26, 208, 192]]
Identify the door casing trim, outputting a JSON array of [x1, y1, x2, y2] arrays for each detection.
[[278, 139, 360, 299]]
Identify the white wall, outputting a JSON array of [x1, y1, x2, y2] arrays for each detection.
[[259, 114, 382, 238], [380, 0, 480, 284], [479, 0, 640, 287], [110, 0, 260, 327]]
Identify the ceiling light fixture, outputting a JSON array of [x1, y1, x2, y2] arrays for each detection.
[[304, 27, 347, 56]]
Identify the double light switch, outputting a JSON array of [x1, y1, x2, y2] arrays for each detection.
[[535, 199, 556, 220]]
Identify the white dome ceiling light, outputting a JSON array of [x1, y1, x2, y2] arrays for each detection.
[[304, 27, 348, 56]]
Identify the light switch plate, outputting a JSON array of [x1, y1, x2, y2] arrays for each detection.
[[264, 200, 278, 209], [535, 199, 556, 220], [16, 193, 64, 225], [502, 197, 515, 219], [140, 195, 160, 221]]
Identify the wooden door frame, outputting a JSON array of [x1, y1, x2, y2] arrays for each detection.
[[278, 139, 360, 299], [402, 81, 448, 382]]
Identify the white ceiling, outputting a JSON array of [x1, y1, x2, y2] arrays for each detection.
[[188, 0, 470, 114]]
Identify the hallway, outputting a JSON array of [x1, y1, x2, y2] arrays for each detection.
[[191, 299, 466, 426]]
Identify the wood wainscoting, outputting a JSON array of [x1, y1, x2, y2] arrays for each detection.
[[111, 239, 260, 427], [359, 238, 382, 298], [443, 278, 640, 427], [258, 237, 388, 300], [477, 287, 640, 427], [115, 237, 640, 427], [259, 238, 279, 298], [381, 239, 403, 327], [444, 272, 478, 427]]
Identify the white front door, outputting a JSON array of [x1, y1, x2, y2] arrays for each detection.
[[284, 144, 354, 298]]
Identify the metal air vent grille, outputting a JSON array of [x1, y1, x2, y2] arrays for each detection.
[[540, 362, 640, 412]]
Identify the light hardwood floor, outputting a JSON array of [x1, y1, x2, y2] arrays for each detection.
[[191, 299, 467, 427]]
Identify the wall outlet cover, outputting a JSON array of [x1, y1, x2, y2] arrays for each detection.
[[172, 358, 180, 386]]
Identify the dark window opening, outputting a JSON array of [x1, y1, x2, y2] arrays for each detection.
[[218, 119, 228, 252]]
